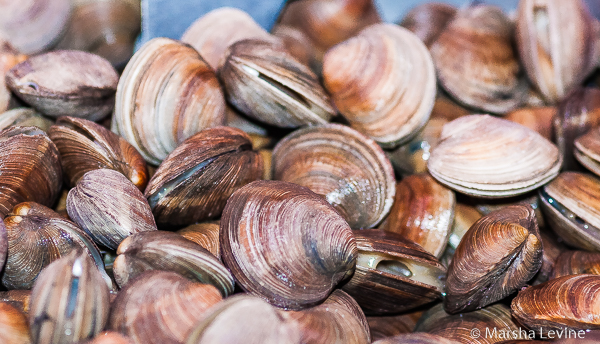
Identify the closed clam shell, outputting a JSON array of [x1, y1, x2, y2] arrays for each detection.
[[0, 108, 53, 133], [322, 23, 436, 147], [273, 123, 395, 229], [428, 115, 562, 198], [511, 274, 600, 334], [0, 290, 31, 315], [516, 0, 600, 103], [144, 127, 263, 226], [29, 250, 110, 344], [444, 204, 543, 314], [367, 312, 420, 341], [185, 295, 301, 344], [0, 302, 30, 344], [6, 50, 119, 120], [430, 5, 527, 114], [220, 180, 357, 310], [177, 223, 220, 259], [341, 230, 446, 315], [575, 126, 600, 176], [181, 7, 275, 70], [373, 333, 458, 344], [540, 172, 600, 251], [2, 202, 110, 290], [399, 2, 457, 47], [109, 270, 222, 344], [1, 42, 27, 112], [0, 0, 71, 54], [49, 116, 148, 190], [112, 38, 226, 165], [66, 169, 157, 250], [113, 231, 234, 296], [379, 173, 455, 258], [218, 39, 334, 128], [552, 250, 600, 278]]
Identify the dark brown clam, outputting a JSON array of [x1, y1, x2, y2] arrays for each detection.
[[0, 302, 30, 344], [552, 250, 600, 278], [144, 127, 263, 227], [220, 180, 357, 310], [399, 2, 457, 47], [177, 223, 220, 259], [341, 230, 446, 314], [367, 312, 421, 342], [48, 116, 148, 190], [445, 204, 543, 314]]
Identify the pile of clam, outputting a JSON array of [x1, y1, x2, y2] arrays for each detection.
[[3, 0, 600, 343]]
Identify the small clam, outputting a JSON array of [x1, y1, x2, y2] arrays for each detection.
[[373, 333, 458, 344], [49, 116, 148, 190], [0, 108, 53, 133], [552, 250, 600, 278], [367, 312, 420, 342], [220, 180, 357, 309], [341, 230, 446, 314], [6, 50, 119, 121], [428, 115, 561, 198], [218, 39, 335, 128], [112, 38, 226, 165], [109, 271, 222, 344], [177, 223, 220, 259], [66, 169, 157, 250], [575, 126, 600, 176], [113, 231, 234, 296], [445, 205, 543, 314], [273, 124, 395, 229], [399, 2, 457, 47], [29, 250, 110, 344], [0, 302, 31, 344], [322, 23, 436, 147], [379, 173, 455, 258], [539, 172, 600, 251], [144, 127, 263, 226], [1, 42, 27, 112]]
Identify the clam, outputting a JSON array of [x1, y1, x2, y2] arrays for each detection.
[[0, 290, 31, 314], [0, 126, 62, 218], [428, 115, 562, 198], [0, 0, 71, 54], [67, 169, 157, 250], [367, 312, 420, 342], [218, 39, 335, 128], [575, 126, 600, 177], [144, 127, 263, 226], [29, 249, 110, 344], [220, 180, 357, 309], [511, 274, 600, 334], [516, 0, 600, 103], [505, 106, 556, 141], [0, 108, 53, 133], [1, 42, 27, 113], [181, 7, 275, 70], [430, 4, 528, 114], [322, 23, 436, 147], [113, 231, 234, 296], [177, 223, 221, 259], [341, 230, 446, 314], [109, 271, 222, 344], [379, 173, 455, 258], [112, 38, 226, 165], [2, 202, 110, 290], [0, 302, 30, 344], [539, 172, 600, 251], [6, 50, 119, 121], [271, 25, 316, 70], [445, 205, 543, 314], [439, 203, 481, 267], [373, 333, 458, 344], [273, 123, 395, 229], [552, 250, 600, 278], [399, 2, 457, 47]]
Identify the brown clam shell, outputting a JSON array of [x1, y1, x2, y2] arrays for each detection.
[[532, 229, 565, 285], [177, 223, 220, 259], [379, 173, 455, 258], [373, 333, 458, 344], [144, 127, 263, 226], [49, 116, 148, 190], [552, 250, 600, 278], [575, 126, 600, 176], [0, 42, 27, 113], [220, 180, 357, 310], [399, 2, 457, 47], [0, 302, 30, 344], [505, 106, 556, 141], [444, 204, 543, 314], [367, 312, 420, 342], [273, 123, 395, 229]]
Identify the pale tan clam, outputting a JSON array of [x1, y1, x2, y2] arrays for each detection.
[[428, 115, 561, 198]]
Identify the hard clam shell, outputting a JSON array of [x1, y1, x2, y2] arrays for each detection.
[[575, 126, 600, 177]]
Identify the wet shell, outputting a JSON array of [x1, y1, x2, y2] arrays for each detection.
[[0, 126, 62, 218], [113, 231, 234, 296], [177, 223, 220, 259], [399, 2, 457, 47], [181, 7, 275, 70], [112, 38, 226, 165], [144, 127, 263, 226], [0, 302, 30, 344], [0, 108, 53, 133], [29, 250, 110, 344], [322, 23, 436, 147], [109, 271, 222, 344], [445, 204, 543, 314], [66, 169, 157, 250], [379, 173, 455, 258], [552, 250, 600, 278], [428, 115, 561, 198], [0, 42, 27, 112], [540, 172, 600, 251], [220, 180, 357, 310], [430, 5, 528, 114], [49, 116, 148, 190], [6, 50, 119, 120], [373, 333, 458, 344], [367, 312, 420, 342], [218, 39, 334, 128], [575, 126, 600, 177], [273, 124, 395, 229], [511, 274, 600, 334]]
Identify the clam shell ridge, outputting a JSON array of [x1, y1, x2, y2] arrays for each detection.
[[220, 180, 357, 310], [575, 127, 600, 177], [273, 123, 395, 229], [428, 114, 561, 198]]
